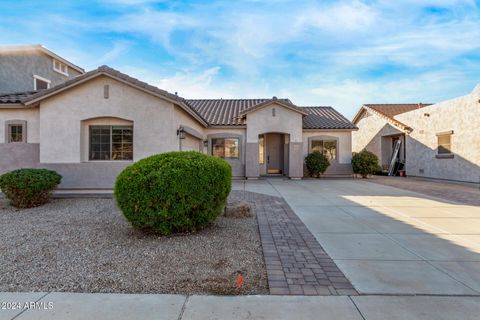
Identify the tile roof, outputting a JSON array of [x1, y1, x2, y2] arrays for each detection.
[[0, 65, 356, 130], [302, 106, 358, 129], [188, 99, 356, 129], [0, 91, 37, 104], [187, 98, 289, 126], [364, 104, 432, 119], [352, 103, 433, 132]]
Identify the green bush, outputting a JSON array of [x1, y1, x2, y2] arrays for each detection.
[[0, 168, 62, 208], [352, 150, 380, 178], [114, 151, 232, 235], [305, 151, 330, 178]]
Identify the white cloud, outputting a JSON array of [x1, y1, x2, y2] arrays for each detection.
[[96, 41, 130, 65], [158, 67, 230, 98], [295, 1, 378, 33]]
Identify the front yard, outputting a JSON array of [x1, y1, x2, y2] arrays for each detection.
[[0, 197, 268, 295]]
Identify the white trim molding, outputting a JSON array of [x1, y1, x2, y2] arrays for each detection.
[[33, 74, 51, 90]]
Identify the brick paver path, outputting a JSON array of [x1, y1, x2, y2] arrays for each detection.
[[230, 190, 357, 296], [368, 176, 480, 206]]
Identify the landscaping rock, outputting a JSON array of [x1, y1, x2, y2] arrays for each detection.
[[224, 200, 253, 218]]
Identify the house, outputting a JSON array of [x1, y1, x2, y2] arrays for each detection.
[[0, 44, 84, 94], [0, 66, 357, 189], [352, 85, 480, 183]]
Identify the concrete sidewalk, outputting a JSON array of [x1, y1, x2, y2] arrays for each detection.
[[1, 292, 480, 320]]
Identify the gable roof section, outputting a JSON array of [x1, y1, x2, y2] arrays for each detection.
[[302, 106, 357, 129], [187, 99, 270, 126], [0, 44, 85, 74], [21, 65, 208, 127], [239, 97, 309, 117], [352, 103, 432, 132], [365, 103, 432, 119]]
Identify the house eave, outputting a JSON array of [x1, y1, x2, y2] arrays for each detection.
[[23, 71, 209, 127]]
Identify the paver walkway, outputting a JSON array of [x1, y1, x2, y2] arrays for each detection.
[[368, 176, 480, 206], [231, 190, 357, 296]]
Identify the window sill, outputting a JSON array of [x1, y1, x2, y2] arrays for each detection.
[[436, 154, 454, 159], [53, 68, 69, 77]]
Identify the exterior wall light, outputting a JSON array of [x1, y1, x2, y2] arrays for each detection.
[[177, 127, 186, 139]]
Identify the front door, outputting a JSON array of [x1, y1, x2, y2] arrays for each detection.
[[266, 133, 283, 174]]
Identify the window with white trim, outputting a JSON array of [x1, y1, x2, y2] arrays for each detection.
[[89, 126, 133, 160], [53, 59, 69, 76], [33, 75, 50, 90], [311, 139, 337, 160]]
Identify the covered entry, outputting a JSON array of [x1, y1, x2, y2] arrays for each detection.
[[259, 133, 290, 175]]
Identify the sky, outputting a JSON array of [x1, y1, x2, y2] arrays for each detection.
[[1, 0, 479, 119]]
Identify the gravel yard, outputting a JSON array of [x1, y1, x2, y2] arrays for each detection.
[[0, 192, 268, 295]]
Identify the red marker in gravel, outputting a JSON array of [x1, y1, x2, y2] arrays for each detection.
[[237, 271, 244, 289]]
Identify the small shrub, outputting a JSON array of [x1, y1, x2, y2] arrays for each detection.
[[0, 168, 62, 208], [114, 151, 232, 235], [305, 151, 330, 178], [352, 150, 380, 178]]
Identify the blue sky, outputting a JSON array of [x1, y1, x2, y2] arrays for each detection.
[[1, 0, 479, 118]]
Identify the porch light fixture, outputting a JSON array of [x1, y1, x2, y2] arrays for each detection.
[[177, 127, 186, 139], [203, 140, 209, 147]]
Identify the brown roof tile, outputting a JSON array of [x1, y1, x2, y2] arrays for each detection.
[[187, 98, 291, 126], [302, 106, 358, 129], [0, 91, 37, 104], [188, 99, 356, 129], [364, 103, 432, 119]]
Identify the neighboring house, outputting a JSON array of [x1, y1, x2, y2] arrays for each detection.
[[352, 85, 480, 183], [0, 44, 84, 94], [0, 66, 357, 189]]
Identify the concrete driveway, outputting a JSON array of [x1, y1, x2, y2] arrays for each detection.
[[234, 178, 480, 295]]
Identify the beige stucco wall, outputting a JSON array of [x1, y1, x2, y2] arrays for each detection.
[[245, 104, 303, 178], [396, 85, 480, 183], [38, 76, 198, 163], [205, 128, 246, 177], [352, 110, 404, 165], [302, 130, 353, 164], [0, 107, 40, 143], [246, 104, 303, 143]]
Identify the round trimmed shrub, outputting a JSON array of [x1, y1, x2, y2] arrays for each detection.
[[114, 151, 232, 235], [352, 150, 380, 178], [305, 151, 330, 178], [0, 168, 62, 208]]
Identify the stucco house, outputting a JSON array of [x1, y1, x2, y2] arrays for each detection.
[[0, 66, 357, 189], [352, 85, 480, 183], [0, 44, 84, 94]]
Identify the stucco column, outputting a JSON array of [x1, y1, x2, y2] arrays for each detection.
[[245, 142, 260, 179], [288, 142, 303, 179]]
